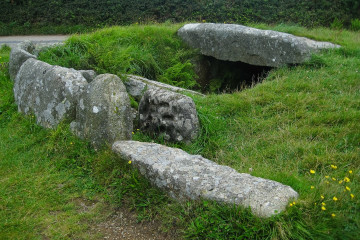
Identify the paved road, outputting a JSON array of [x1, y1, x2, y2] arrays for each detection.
[[0, 35, 69, 48]]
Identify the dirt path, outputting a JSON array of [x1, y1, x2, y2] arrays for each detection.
[[0, 35, 69, 48]]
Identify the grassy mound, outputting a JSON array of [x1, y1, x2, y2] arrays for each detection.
[[2, 24, 360, 239]]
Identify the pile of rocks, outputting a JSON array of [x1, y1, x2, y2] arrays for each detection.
[[10, 27, 305, 217], [10, 42, 201, 147]]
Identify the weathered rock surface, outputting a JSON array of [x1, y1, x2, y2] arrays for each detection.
[[112, 141, 299, 217], [139, 88, 199, 143], [124, 74, 204, 101], [79, 70, 97, 83], [178, 23, 340, 67], [9, 47, 37, 80], [71, 74, 133, 148], [14, 58, 88, 128]]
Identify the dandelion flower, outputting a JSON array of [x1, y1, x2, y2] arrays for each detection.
[[132, 132, 135, 134], [331, 165, 337, 169], [321, 195, 325, 199], [333, 196, 338, 201], [339, 180, 343, 184], [128, 160, 132, 164], [311, 186, 315, 189], [321, 202, 326, 206], [310, 169, 316, 174], [293, 202, 296, 205], [325, 176, 329, 179], [321, 206, 326, 211], [346, 186, 351, 191], [289, 203, 293, 207], [344, 177, 350, 183], [332, 177, 337, 181], [350, 194, 355, 199], [331, 213, 336, 217], [314, 203, 317, 205], [349, 170, 353, 174]]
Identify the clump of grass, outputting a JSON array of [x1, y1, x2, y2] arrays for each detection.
[[38, 24, 199, 89]]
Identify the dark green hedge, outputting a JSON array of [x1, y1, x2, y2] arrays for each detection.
[[1, 0, 359, 28]]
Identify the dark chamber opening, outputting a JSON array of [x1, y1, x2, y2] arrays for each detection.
[[194, 56, 273, 93]]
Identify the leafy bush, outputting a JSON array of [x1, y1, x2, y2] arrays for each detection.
[[351, 19, 360, 31]]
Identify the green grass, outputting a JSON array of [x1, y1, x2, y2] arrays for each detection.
[[2, 23, 360, 239], [38, 23, 198, 89]]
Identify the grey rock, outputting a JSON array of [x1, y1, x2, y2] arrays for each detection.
[[112, 141, 299, 218], [14, 58, 88, 128], [71, 74, 133, 148], [79, 70, 97, 83], [9, 48, 37, 80], [178, 23, 340, 67], [139, 88, 199, 143], [124, 74, 204, 101], [18, 40, 36, 54]]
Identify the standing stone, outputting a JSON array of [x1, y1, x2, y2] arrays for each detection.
[[178, 23, 340, 67], [9, 48, 37, 80], [112, 141, 299, 218], [139, 88, 200, 143], [14, 58, 88, 128], [71, 74, 133, 149]]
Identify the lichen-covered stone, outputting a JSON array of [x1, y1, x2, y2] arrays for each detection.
[[112, 141, 299, 218], [14, 58, 88, 128], [123, 74, 204, 101], [178, 23, 340, 67], [9, 48, 37, 80], [79, 70, 97, 83], [71, 74, 133, 148], [139, 88, 199, 143]]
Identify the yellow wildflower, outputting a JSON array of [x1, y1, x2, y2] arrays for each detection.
[[332, 177, 337, 181], [128, 160, 132, 164], [339, 180, 343, 184], [346, 186, 351, 191], [321, 202, 326, 206], [293, 201, 296, 205], [321, 195, 325, 199], [325, 176, 329, 179], [331, 213, 336, 217], [333, 196, 338, 201], [311, 186, 315, 189], [349, 170, 353, 174], [350, 194, 355, 199], [325, 181, 330, 184], [321, 206, 326, 211], [289, 203, 293, 207], [331, 165, 337, 169], [344, 177, 350, 183], [132, 132, 135, 134], [310, 169, 316, 174]]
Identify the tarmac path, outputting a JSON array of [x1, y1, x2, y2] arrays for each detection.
[[0, 35, 69, 48]]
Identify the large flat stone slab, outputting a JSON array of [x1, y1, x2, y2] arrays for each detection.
[[178, 23, 340, 67], [123, 74, 204, 101], [14, 58, 88, 128], [112, 141, 298, 217]]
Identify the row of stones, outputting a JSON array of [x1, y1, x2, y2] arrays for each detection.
[[10, 41, 201, 148], [10, 40, 298, 218]]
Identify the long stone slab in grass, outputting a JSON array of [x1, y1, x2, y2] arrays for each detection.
[[178, 23, 340, 67], [112, 141, 298, 217]]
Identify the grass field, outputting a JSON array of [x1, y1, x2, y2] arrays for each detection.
[[1, 23, 360, 239]]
